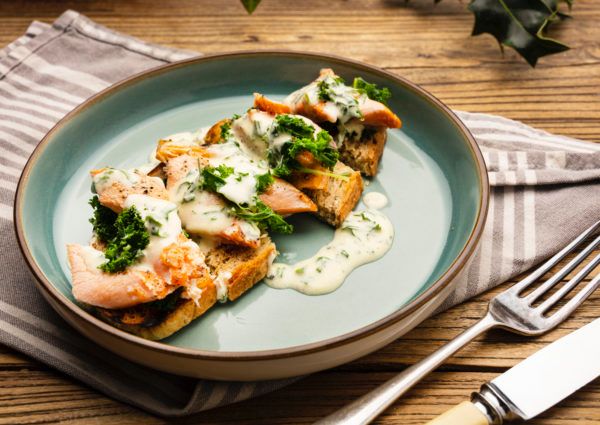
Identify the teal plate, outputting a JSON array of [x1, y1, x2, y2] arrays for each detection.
[[16, 52, 488, 356]]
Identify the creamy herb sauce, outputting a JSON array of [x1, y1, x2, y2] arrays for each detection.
[[265, 209, 393, 295], [81, 194, 184, 278], [363, 192, 388, 209], [167, 162, 261, 241], [161, 128, 208, 146], [214, 271, 232, 303], [285, 74, 364, 124], [233, 110, 322, 158], [205, 140, 270, 205], [123, 194, 182, 272], [92, 168, 140, 193]]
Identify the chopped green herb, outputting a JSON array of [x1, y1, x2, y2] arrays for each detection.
[[341, 250, 350, 258], [99, 206, 150, 273], [219, 120, 232, 142], [353, 77, 392, 105], [218, 114, 241, 142], [273, 115, 314, 139], [89, 196, 118, 243], [317, 75, 345, 102], [270, 130, 339, 178], [295, 267, 305, 275], [201, 165, 234, 192], [146, 215, 164, 237], [255, 171, 274, 193], [235, 171, 249, 182], [342, 224, 358, 237], [232, 200, 293, 234], [360, 212, 373, 222]]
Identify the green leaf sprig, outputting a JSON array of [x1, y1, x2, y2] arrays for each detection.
[[353, 77, 392, 105], [241, 0, 262, 14], [89, 197, 150, 273], [233, 200, 294, 234], [467, 0, 571, 66], [239, 0, 574, 67], [199, 165, 292, 233], [269, 115, 339, 178]]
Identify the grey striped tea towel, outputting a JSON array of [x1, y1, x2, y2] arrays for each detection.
[[0, 10, 599, 417]]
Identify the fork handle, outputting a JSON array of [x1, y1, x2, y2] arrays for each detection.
[[315, 313, 499, 425]]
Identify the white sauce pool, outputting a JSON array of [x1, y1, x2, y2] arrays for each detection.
[[363, 192, 388, 209], [265, 209, 394, 295]]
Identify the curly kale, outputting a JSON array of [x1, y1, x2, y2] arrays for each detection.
[[97, 206, 150, 273], [353, 77, 392, 105], [200, 165, 235, 192], [317, 75, 345, 102], [89, 196, 118, 243], [233, 200, 293, 234], [273, 114, 315, 139], [255, 172, 274, 193], [270, 128, 339, 178]]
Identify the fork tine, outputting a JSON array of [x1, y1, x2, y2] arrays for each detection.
[[508, 220, 600, 295], [538, 251, 600, 313], [545, 272, 600, 327], [524, 234, 600, 304]]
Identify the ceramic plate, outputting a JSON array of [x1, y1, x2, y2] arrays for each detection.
[[15, 52, 488, 379]]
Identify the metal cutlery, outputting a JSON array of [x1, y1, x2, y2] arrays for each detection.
[[316, 220, 600, 425], [426, 316, 600, 424]]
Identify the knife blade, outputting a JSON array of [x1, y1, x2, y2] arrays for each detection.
[[426, 317, 600, 424]]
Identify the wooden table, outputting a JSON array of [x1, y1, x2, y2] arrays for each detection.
[[1, 1, 599, 423]]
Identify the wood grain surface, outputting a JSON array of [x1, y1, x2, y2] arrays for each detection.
[[1, 0, 599, 423]]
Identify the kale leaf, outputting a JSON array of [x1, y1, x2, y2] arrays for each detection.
[[219, 120, 233, 142], [233, 201, 293, 234], [317, 76, 345, 102], [255, 171, 274, 193], [89, 195, 118, 243], [201, 165, 235, 192], [99, 206, 150, 273], [353, 77, 392, 105], [274, 115, 315, 139], [270, 129, 339, 178]]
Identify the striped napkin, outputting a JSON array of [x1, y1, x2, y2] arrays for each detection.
[[1, 10, 599, 417]]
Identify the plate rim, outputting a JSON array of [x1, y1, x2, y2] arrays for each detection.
[[14, 50, 489, 361]]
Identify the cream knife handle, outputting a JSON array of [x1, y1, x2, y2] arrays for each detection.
[[315, 313, 499, 425], [425, 401, 489, 425]]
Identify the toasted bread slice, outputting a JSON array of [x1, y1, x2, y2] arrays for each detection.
[[303, 162, 363, 227], [89, 237, 276, 340], [92, 278, 217, 341], [339, 127, 387, 177], [205, 236, 276, 301]]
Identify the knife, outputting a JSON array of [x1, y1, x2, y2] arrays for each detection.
[[426, 317, 600, 424]]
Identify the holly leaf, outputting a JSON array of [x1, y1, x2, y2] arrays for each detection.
[[240, 0, 262, 14], [468, 0, 570, 66]]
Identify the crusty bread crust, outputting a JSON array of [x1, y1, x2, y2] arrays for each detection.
[[205, 236, 276, 301], [339, 127, 387, 177], [303, 162, 363, 227], [91, 278, 217, 341], [89, 237, 275, 340], [127, 284, 217, 340]]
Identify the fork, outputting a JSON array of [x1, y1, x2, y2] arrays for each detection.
[[316, 220, 600, 425]]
